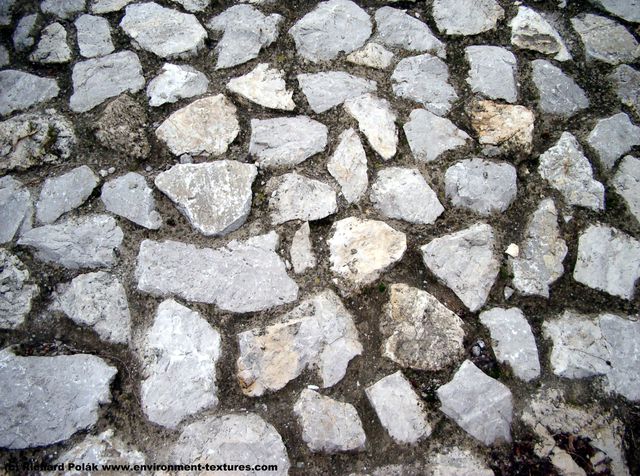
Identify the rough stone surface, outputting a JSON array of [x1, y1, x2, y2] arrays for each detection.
[[426, 449, 495, 476], [91, 0, 133, 13], [433, 0, 504, 36], [347, 42, 394, 69], [531, 59, 589, 117], [298, 72, 376, 114], [510, 6, 571, 61], [327, 128, 368, 203], [571, 14, 640, 65], [268, 173, 337, 225], [147, 63, 208, 107], [404, 109, 470, 163], [375, 7, 445, 57], [101, 172, 162, 230], [41, 0, 85, 19], [236, 290, 362, 396], [609, 65, 640, 119], [587, 112, 640, 170], [12, 14, 38, 52], [94, 95, 150, 160], [294, 389, 366, 453], [0, 250, 38, 330], [30, 22, 71, 64], [229, 63, 295, 110], [589, 0, 640, 23], [0, 70, 59, 116], [0, 0, 15, 25], [612, 155, 640, 223], [290, 222, 316, 274], [0, 176, 32, 244], [170, 0, 209, 12], [75, 14, 114, 58], [465, 45, 517, 103], [470, 99, 535, 153], [437, 360, 513, 445], [344, 94, 397, 160]]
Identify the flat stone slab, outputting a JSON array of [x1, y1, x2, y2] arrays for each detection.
[[571, 14, 640, 65], [374, 7, 445, 57], [344, 94, 397, 160], [135, 232, 298, 312], [426, 449, 495, 476], [433, 0, 504, 36], [0, 350, 117, 449], [101, 172, 162, 230], [267, 173, 337, 225], [0, 70, 59, 116], [54, 429, 145, 470], [612, 155, 640, 224], [237, 290, 362, 396], [510, 6, 571, 61], [465, 45, 517, 103], [347, 42, 394, 69], [147, 63, 208, 107], [12, 14, 38, 52], [0, 250, 38, 330], [589, 0, 640, 23], [91, 0, 133, 13], [0, 176, 33, 244], [229, 63, 295, 110], [327, 128, 368, 204], [531, 59, 588, 117], [30, 22, 71, 64], [470, 99, 535, 153], [587, 112, 640, 170], [294, 389, 366, 453], [41, 0, 85, 19], [609, 65, 640, 119], [290, 221, 316, 274], [404, 109, 469, 163], [298, 71, 376, 113], [75, 14, 114, 58]]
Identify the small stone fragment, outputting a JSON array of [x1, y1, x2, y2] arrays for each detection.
[[470, 99, 535, 153], [0, 176, 33, 244], [101, 172, 162, 230], [612, 155, 640, 223], [290, 222, 316, 274], [0, 250, 38, 330], [609, 65, 640, 119], [75, 14, 114, 58], [268, 173, 337, 225], [344, 94, 397, 160], [531, 59, 589, 117], [572, 14, 640, 65], [510, 6, 571, 61], [12, 14, 38, 52], [375, 7, 445, 57], [433, 0, 504, 36], [29, 22, 71, 64], [41, 0, 85, 19], [147, 63, 209, 107], [91, 0, 133, 13], [404, 109, 469, 163], [95, 95, 150, 159], [228, 63, 295, 111], [0, 70, 59, 116], [347, 42, 394, 69], [587, 112, 640, 169], [327, 128, 368, 204], [298, 71, 376, 114], [465, 45, 517, 103]]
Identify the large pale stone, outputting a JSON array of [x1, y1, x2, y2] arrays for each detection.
[[347, 42, 394, 69], [433, 0, 504, 36], [587, 112, 640, 170], [0, 70, 59, 116], [404, 109, 469, 163], [290, 222, 316, 274], [0, 176, 32, 244], [228, 64, 295, 111], [267, 173, 337, 225], [470, 99, 535, 153], [0, 250, 38, 330], [344, 94, 397, 160], [147, 63, 209, 107], [531, 59, 588, 117], [30, 22, 71, 64], [572, 14, 640, 65], [298, 71, 376, 114], [101, 172, 162, 230], [612, 155, 640, 223], [327, 128, 368, 204], [375, 7, 445, 57], [510, 6, 571, 61], [465, 45, 517, 103], [75, 14, 114, 58]]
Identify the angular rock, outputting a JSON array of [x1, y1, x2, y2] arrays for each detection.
[[572, 14, 640, 65], [433, 0, 504, 36], [268, 173, 336, 225], [381, 284, 465, 371], [589, 0, 640, 23], [573, 224, 640, 300], [445, 158, 517, 215], [391, 54, 458, 116], [18, 214, 123, 269], [426, 448, 495, 476], [135, 232, 298, 312], [0, 70, 59, 116], [0, 350, 117, 449], [510, 6, 571, 61], [120, 2, 206, 58], [511, 199, 567, 298], [470, 99, 535, 153], [347, 42, 394, 69], [404, 109, 469, 163], [344, 94, 397, 160], [298, 71, 376, 114], [437, 360, 513, 445], [609, 65, 640, 119], [294, 389, 366, 453], [236, 290, 362, 396], [531, 59, 589, 117], [366, 371, 432, 444], [538, 132, 604, 210], [52, 271, 131, 344], [480, 307, 540, 381], [465, 45, 517, 103], [329, 217, 406, 291], [101, 172, 162, 230], [370, 167, 444, 224], [30, 22, 71, 64], [289, 0, 371, 63], [327, 128, 368, 204], [170, 0, 208, 12], [147, 63, 208, 107], [374, 7, 445, 57], [156, 95, 239, 156], [91, 0, 133, 13], [0, 250, 38, 330], [12, 14, 38, 52], [95, 95, 150, 159], [613, 155, 640, 223], [35, 165, 99, 224], [41, 0, 85, 19], [0, 176, 33, 244], [70, 51, 145, 113], [208, 5, 282, 69], [75, 14, 114, 58], [421, 223, 499, 312], [139, 299, 221, 428], [587, 112, 640, 170], [249, 116, 327, 168], [155, 161, 257, 236], [228, 63, 295, 111], [290, 222, 316, 274]]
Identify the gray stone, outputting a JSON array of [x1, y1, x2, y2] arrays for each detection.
[[228, 64, 295, 111], [0, 0, 14, 25], [298, 71, 376, 114], [374, 7, 445, 57], [171, 414, 290, 475], [0, 250, 38, 330], [75, 14, 114, 58], [0, 45, 8, 67], [95, 95, 150, 160], [135, 232, 298, 312], [156, 95, 239, 156], [290, 222, 316, 274], [249, 116, 327, 168], [90, 0, 133, 13], [445, 158, 517, 215], [101, 172, 162, 230], [426, 448, 494, 476], [294, 389, 366, 453], [268, 173, 336, 225], [147, 63, 209, 107], [52, 271, 131, 344], [574, 224, 640, 300], [208, 5, 282, 69], [289, 0, 371, 63], [480, 307, 540, 381], [392, 54, 457, 116], [465, 45, 517, 103], [420, 223, 499, 312], [366, 371, 432, 444], [470, 99, 535, 153], [347, 42, 394, 70], [0, 176, 32, 244], [437, 360, 513, 445], [613, 155, 640, 224], [589, 0, 640, 23], [70, 51, 145, 113], [511, 199, 567, 298], [381, 284, 465, 371], [155, 161, 256, 236], [30, 22, 71, 64], [572, 14, 640, 65], [120, 2, 206, 58], [344, 94, 397, 160], [0, 70, 59, 116], [370, 167, 444, 224], [587, 113, 640, 169], [170, 0, 208, 12], [36, 165, 99, 224], [538, 132, 604, 210], [139, 299, 221, 428], [18, 214, 123, 269], [13, 14, 38, 52], [0, 349, 117, 449], [327, 128, 368, 204], [609, 65, 640, 119], [510, 6, 571, 61], [404, 109, 470, 163], [41, 0, 85, 19], [433, 0, 504, 36], [237, 290, 362, 396], [531, 59, 588, 117]]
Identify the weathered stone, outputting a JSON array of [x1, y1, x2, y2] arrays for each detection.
[[101, 173, 161, 230], [572, 14, 640, 65], [156, 95, 239, 156], [510, 6, 571, 61], [587, 112, 640, 170], [0, 349, 117, 449], [208, 5, 282, 69], [120, 2, 206, 58], [381, 284, 465, 371], [426, 448, 494, 476], [155, 161, 256, 236], [0, 250, 38, 330], [290, 222, 316, 274], [391, 54, 458, 116], [589, 0, 640, 23], [298, 71, 376, 114], [12, 14, 38, 52], [0, 176, 32, 244], [75, 14, 114, 58], [0, 70, 59, 116], [347, 42, 394, 69], [95, 95, 150, 159], [613, 155, 640, 224], [171, 414, 290, 475], [437, 360, 513, 445], [139, 299, 221, 428], [30, 22, 71, 64], [375, 7, 445, 57], [135, 232, 298, 312], [35, 165, 99, 224], [465, 45, 517, 103], [470, 99, 535, 153], [70, 51, 145, 113], [344, 94, 397, 160], [609, 65, 640, 119], [41, 0, 85, 19], [268, 173, 337, 225], [531, 59, 589, 117], [249, 116, 327, 168], [294, 389, 366, 453], [371, 167, 444, 224], [228, 64, 294, 111], [18, 214, 123, 269], [327, 128, 368, 204], [289, 0, 371, 63], [573, 224, 640, 300], [404, 109, 470, 163], [170, 0, 208, 12], [147, 63, 208, 107], [433, 0, 504, 36], [445, 158, 517, 215], [0, 0, 15, 25], [421, 223, 499, 312], [538, 132, 604, 211], [91, 0, 133, 13]]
